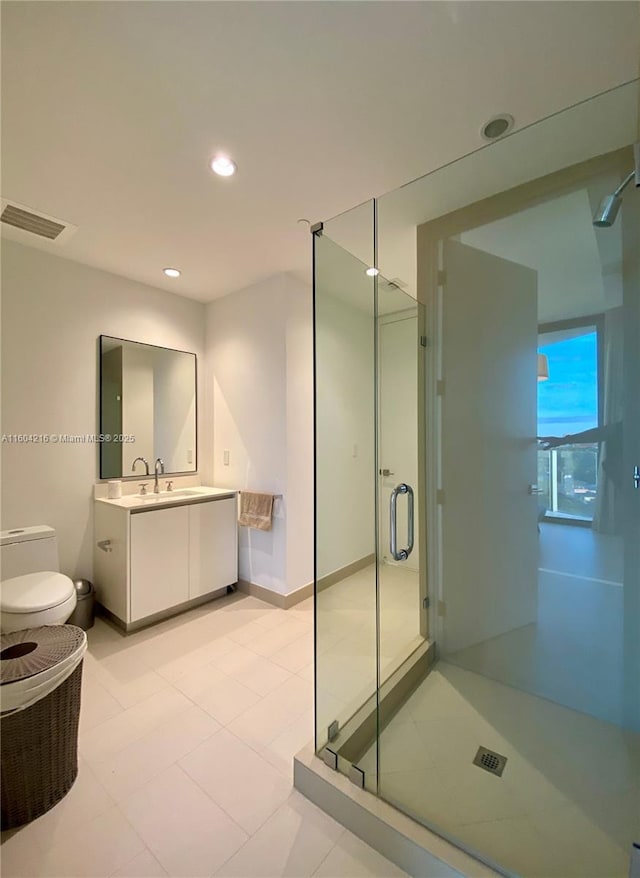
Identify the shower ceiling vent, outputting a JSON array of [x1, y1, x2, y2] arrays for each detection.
[[1, 199, 77, 245], [473, 746, 507, 777]]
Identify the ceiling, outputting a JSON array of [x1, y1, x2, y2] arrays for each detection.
[[2, 1, 639, 303], [327, 80, 637, 294], [462, 188, 622, 325], [318, 81, 636, 318]]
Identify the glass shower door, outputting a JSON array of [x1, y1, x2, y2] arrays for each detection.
[[376, 280, 427, 685], [313, 200, 429, 792], [313, 202, 379, 787], [313, 79, 638, 878], [375, 107, 640, 876]]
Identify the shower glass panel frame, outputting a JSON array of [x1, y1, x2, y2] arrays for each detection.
[[314, 78, 640, 878], [313, 200, 380, 787]]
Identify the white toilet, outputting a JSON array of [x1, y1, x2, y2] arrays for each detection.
[[0, 526, 77, 633]]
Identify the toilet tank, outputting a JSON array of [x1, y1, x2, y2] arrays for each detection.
[[0, 526, 60, 579]]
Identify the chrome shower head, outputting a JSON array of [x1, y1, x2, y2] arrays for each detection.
[[593, 192, 623, 227], [593, 141, 640, 228]]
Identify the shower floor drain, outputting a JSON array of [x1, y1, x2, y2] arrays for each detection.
[[473, 746, 507, 777]]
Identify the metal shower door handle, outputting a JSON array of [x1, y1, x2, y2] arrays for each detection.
[[390, 483, 414, 561]]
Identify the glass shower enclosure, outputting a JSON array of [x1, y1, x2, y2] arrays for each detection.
[[313, 79, 639, 878]]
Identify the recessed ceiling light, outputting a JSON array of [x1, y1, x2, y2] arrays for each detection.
[[365, 267, 379, 277], [210, 155, 237, 177], [163, 267, 181, 278], [480, 114, 514, 141]]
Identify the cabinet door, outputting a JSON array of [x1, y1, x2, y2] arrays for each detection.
[[94, 502, 129, 622], [130, 506, 189, 621], [189, 499, 238, 598]]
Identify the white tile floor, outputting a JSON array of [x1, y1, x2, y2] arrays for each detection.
[[8, 525, 631, 878], [1, 593, 407, 878], [316, 563, 421, 739]]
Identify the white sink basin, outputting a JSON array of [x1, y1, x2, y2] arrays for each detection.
[[100, 486, 237, 509], [137, 489, 203, 499]]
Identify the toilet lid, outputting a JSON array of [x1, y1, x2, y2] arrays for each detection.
[[0, 572, 74, 614]]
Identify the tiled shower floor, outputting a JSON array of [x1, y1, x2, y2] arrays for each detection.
[[359, 661, 640, 878]]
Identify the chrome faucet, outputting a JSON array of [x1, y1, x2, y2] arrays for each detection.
[[132, 457, 150, 476], [154, 458, 165, 493]]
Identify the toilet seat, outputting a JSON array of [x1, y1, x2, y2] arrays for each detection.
[[1, 572, 75, 615]]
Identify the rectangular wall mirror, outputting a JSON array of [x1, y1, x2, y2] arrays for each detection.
[[99, 335, 197, 479]]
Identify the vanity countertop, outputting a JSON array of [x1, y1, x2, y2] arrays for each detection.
[[95, 486, 237, 511]]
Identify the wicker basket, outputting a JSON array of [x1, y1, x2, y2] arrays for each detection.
[[1, 661, 83, 829]]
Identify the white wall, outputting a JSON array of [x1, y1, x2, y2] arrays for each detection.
[[153, 350, 196, 473], [205, 274, 313, 596], [315, 293, 375, 578], [285, 293, 314, 592], [1, 240, 205, 579], [122, 343, 155, 473]]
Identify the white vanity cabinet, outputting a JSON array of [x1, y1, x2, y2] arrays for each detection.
[[189, 499, 238, 598], [130, 505, 190, 621], [94, 490, 238, 630]]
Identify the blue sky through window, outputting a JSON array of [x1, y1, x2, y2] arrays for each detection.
[[537, 330, 598, 437]]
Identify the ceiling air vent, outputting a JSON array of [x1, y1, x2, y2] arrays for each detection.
[[0, 199, 77, 245]]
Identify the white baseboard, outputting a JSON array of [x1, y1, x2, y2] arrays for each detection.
[[237, 553, 375, 609], [237, 578, 313, 609], [316, 554, 375, 592]]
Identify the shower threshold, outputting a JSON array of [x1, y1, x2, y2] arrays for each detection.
[[294, 743, 501, 878], [298, 639, 503, 877]]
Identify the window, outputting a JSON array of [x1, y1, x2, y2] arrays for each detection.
[[537, 319, 601, 523]]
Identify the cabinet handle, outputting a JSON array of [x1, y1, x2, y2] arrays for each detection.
[[97, 539, 112, 553]]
